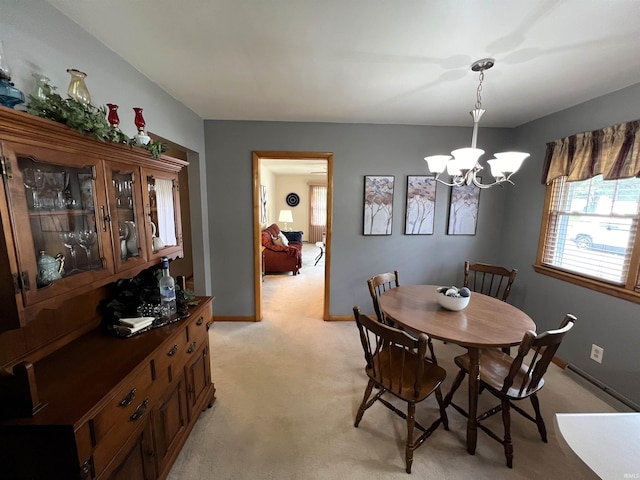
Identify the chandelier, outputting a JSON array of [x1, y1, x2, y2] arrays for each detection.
[[424, 58, 529, 189]]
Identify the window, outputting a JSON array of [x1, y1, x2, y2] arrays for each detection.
[[309, 184, 327, 243], [535, 174, 640, 301]]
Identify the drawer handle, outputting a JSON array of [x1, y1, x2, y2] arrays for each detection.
[[196, 316, 204, 326], [167, 344, 178, 357], [79, 460, 92, 479], [129, 399, 149, 422], [187, 341, 197, 354], [206, 322, 212, 331], [119, 387, 136, 407]]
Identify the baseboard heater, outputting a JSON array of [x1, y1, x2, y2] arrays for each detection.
[[567, 364, 640, 412]]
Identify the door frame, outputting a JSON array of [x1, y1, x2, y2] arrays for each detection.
[[252, 151, 333, 321]]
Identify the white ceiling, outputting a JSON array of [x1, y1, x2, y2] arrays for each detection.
[[48, 0, 640, 129]]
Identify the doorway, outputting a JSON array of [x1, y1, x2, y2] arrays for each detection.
[[252, 151, 333, 321]]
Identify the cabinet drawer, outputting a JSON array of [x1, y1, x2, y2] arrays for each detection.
[[92, 365, 154, 476], [187, 313, 210, 346], [152, 327, 189, 390]]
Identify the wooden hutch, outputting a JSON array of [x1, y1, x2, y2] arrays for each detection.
[[0, 106, 215, 479]]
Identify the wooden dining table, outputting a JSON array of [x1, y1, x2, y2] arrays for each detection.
[[379, 284, 536, 455]]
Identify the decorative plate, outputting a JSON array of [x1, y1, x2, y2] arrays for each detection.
[[286, 192, 300, 207]]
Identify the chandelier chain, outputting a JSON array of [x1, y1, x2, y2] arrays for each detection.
[[475, 69, 484, 110]]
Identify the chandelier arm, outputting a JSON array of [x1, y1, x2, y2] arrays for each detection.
[[471, 176, 515, 189], [433, 173, 465, 188]]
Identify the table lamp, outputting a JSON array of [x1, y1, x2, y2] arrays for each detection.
[[278, 209, 293, 231]]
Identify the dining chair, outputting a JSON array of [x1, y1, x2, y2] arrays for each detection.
[[464, 261, 518, 302], [367, 270, 400, 325], [464, 261, 518, 354], [367, 270, 437, 363], [352, 306, 449, 473], [443, 314, 576, 468]]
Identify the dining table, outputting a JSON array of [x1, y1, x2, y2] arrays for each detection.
[[379, 284, 536, 455]]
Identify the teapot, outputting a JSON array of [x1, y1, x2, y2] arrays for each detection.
[[36, 250, 65, 287], [150, 221, 165, 252]]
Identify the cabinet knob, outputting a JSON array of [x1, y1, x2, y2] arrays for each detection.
[[196, 317, 203, 326]]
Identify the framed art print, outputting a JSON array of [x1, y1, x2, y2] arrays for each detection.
[[405, 175, 436, 235], [447, 182, 481, 235], [363, 175, 394, 235]]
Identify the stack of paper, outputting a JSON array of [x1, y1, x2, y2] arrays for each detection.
[[116, 316, 156, 335]]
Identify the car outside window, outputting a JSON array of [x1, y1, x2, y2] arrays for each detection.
[[535, 174, 640, 301]]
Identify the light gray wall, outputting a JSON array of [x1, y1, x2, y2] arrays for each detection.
[[505, 83, 640, 407], [205, 121, 513, 317], [1, 0, 211, 294]]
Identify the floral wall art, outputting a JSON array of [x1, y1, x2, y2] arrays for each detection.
[[447, 182, 481, 235], [363, 175, 394, 235], [405, 175, 436, 235]]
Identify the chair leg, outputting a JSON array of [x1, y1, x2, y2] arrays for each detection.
[[501, 399, 514, 468], [434, 386, 449, 431], [443, 368, 466, 407], [354, 379, 375, 427], [529, 394, 548, 442], [427, 338, 438, 365], [405, 402, 416, 474]]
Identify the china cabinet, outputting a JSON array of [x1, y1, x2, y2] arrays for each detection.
[[0, 106, 186, 329], [0, 106, 212, 480]]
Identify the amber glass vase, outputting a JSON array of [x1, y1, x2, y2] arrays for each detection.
[[66, 69, 91, 105]]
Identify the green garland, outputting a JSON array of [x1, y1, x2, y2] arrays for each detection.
[[26, 83, 168, 159]]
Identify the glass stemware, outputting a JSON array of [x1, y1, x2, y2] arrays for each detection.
[[49, 171, 69, 209], [77, 229, 97, 270], [23, 167, 45, 209], [59, 231, 79, 273]]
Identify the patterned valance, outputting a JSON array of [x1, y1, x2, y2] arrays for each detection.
[[541, 120, 640, 184]]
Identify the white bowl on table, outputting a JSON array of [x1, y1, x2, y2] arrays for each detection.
[[436, 290, 470, 311]]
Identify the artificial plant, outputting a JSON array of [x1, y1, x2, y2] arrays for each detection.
[[26, 83, 168, 158], [100, 265, 199, 326]]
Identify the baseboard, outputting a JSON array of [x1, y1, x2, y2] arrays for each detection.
[[212, 316, 258, 322], [552, 356, 569, 369], [567, 364, 640, 411], [327, 315, 353, 321]]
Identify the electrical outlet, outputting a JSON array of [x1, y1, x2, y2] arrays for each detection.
[[590, 344, 604, 363]]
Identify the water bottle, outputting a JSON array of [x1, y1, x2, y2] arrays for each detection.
[[159, 256, 176, 319]]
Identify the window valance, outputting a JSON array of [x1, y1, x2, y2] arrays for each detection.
[[541, 120, 640, 184]]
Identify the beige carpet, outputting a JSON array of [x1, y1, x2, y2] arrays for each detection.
[[168, 243, 629, 479]]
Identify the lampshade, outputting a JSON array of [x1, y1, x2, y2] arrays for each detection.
[[278, 210, 293, 223]]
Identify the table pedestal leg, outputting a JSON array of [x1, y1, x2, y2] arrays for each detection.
[[467, 347, 480, 455]]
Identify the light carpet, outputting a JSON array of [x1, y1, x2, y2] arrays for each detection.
[[168, 243, 629, 479]]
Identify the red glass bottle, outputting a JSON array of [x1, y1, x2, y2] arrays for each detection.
[[133, 107, 146, 134], [106, 103, 119, 128]]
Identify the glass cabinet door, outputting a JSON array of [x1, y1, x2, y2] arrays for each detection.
[[106, 163, 147, 272], [4, 144, 114, 306], [145, 170, 182, 260]]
